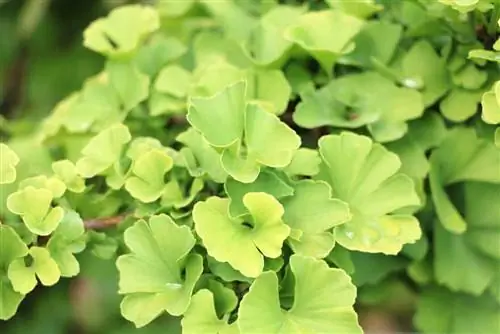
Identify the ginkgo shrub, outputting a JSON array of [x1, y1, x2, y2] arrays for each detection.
[[1, 0, 500, 333]]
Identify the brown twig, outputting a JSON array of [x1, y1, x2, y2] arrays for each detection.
[[83, 214, 130, 230]]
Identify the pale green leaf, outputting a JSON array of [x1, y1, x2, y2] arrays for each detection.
[[76, 124, 131, 178], [117, 214, 202, 327], [440, 89, 481, 122], [317, 132, 421, 254], [238, 255, 361, 334], [285, 10, 365, 74], [0, 143, 19, 184], [83, 5, 160, 57], [125, 149, 173, 203], [282, 180, 351, 258], [106, 60, 150, 111], [193, 194, 290, 277], [481, 81, 500, 124], [7, 186, 64, 236], [52, 160, 85, 193]]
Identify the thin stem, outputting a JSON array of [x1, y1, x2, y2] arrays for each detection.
[[84, 214, 130, 230]]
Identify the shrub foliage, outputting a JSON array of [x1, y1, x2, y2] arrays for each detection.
[[1, 0, 500, 333]]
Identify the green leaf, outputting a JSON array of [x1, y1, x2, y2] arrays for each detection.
[[451, 63, 488, 90], [7, 187, 64, 236], [294, 72, 424, 141], [434, 182, 500, 295], [18, 175, 66, 198], [440, 89, 481, 122], [242, 5, 305, 66], [83, 4, 160, 57], [52, 160, 85, 193], [193, 194, 290, 277], [238, 255, 361, 334], [63, 74, 123, 133], [481, 81, 500, 124], [157, 0, 194, 17], [350, 252, 408, 286], [281, 148, 321, 177], [326, 0, 383, 18], [429, 128, 500, 233], [116, 214, 203, 327], [415, 287, 500, 333], [76, 124, 131, 178], [399, 40, 451, 106], [225, 169, 293, 217], [124, 149, 173, 203], [181, 290, 239, 334], [285, 10, 365, 74], [176, 128, 228, 183], [317, 132, 422, 254], [161, 177, 204, 209], [188, 81, 245, 148], [0, 143, 19, 184], [281, 180, 351, 258], [135, 35, 186, 77], [188, 82, 300, 183], [0, 225, 28, 320], [106, 60, 150, 111], [155, 65, 192, 98], [340, 21, 402, 67], [8, 246, 60, 294], [47, 210, 86, 277]]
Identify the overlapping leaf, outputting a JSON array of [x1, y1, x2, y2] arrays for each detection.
[[83, 5, 160, 57], [193, 193, 290, 277], [238, 255, 361, 334], [281, 180, 351, 258], [317, 132, 422, 254], [0, 225, 28, 320], [188, 81, 300, 183], [116, 214, 203, 327], [0, 144, 19, 185]]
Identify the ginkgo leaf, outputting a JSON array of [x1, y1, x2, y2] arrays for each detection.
[[18, 175, 66, 198], [155, 65, 192, 98], [83, 4, 160, 57], [193, 193, 290, 278], [106, 60, 150, 111], [52, 160, 85, 193], [293, 72, 424, 141], [285, 10, 365, 74], [242, 5, 305, 67], [281, 148, 321, 177], [188, 81, 246, 148], [76, 124, 131, 178], [181, 290, 239, 334], [481, 81, 500, 124], [429, 127, 500, 233], [161, 177, 203, 209], [317, 132, 422, 254], [434, 182, 500, 295], [326, 0, 383, 18], [176, 128, 228, 183], [415, 287, 500, 334], [188, 82, 300, 183], [63, 74, 122, 133], [46, 210, 86, 277], [451, 63, 488, 90], [238, 255, 362, 334], [0, 225, 28, 320], [116, 214, 203, 327], [339, 21, 402, 68], [281, 180, 351, 258], [225, 169, 294, 217], [440, 89, 481, 122], [0, 143, 19, 184], [7, 186, 65, 236], [399, 40, 451, 106], [157, 0, 194, 17], [125, 149, 173, 203], [8, 246, 61, 294]]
